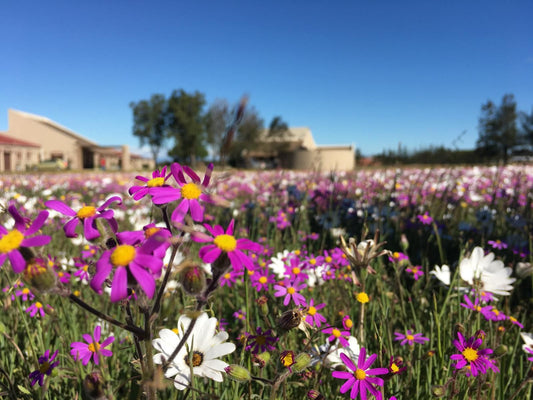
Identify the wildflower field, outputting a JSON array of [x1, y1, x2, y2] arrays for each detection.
[[1, 164, 532, 400]]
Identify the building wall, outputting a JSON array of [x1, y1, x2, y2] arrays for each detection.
[[8, 110, 83, 169], [0, 144, 41, 172], [284, 147, 355, 171]]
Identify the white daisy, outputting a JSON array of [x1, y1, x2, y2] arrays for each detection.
[[310, 335, 360, 369], [430, 264, 451, 286], [459, 247, 515, 296], [153, 312, 236, 390]]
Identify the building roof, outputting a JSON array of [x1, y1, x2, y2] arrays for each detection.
[[0, 132, 41, 148], [9, 109, 99, 147], [259, 126, 317, 150]]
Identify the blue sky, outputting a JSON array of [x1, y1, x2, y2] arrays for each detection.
[[1, 1, 532, 156]]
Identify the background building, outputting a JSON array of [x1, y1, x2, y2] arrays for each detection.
[[0, 109, 154, 172]]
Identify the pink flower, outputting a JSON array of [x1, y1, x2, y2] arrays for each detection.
[[450, 331, 494, 376], [151, 162, 213, 223], [394, 330, 429, 346], [417, 212, 433, 225], [0, 202, 50, 273], [90, 233, 165, 302], [192, 219, 261, 271], [332, 347, 389, 400], [128, 166, 171, 201], [406, 265, 424, 280], [304, 298, 327, 327], [70, 325, 114, 365], [273, 279, 307, 306], [322, 325, 351, 347], [45, 196, 121, 240]]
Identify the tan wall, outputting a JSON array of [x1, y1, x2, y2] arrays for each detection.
[[284, 148, 354, 171], [8, 110, 83, 169], [0, 144, 41, 172]]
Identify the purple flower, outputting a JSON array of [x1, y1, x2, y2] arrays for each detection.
[[90, 234, 165, 302], [128, 166, 171, 201], [460, 295, 495, 321], [417, 212, 433, 225], [70, 325, 114, 365], [192, 219, 261, 272], [15, 285, 35, 302], [245, 327, 278, 354], [406, 265, 424, 280], [304, 298, 327, 328], [219, 269, 243, 287], [151, 162, 213, 223], [394, 330, 429, 346], [487, 239, 507, 250], [322, 325, 351, 347], [29, 349, 60, 387], [450, 331, 494, 376], [332, 347, 389, 400], [26, 301, 50, 318], [273, 279, 307, 306], [250, 268, 275, 291], [45, 196, 121, 240], [0, 202, 50, 273]]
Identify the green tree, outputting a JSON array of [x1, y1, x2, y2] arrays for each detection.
[[520, 107, 533, 149], [167, 89, 207, 166], [129, 94, 167, 166], [205, 98, 232, 160], [476, 94, 519, 164], [228, 106, 264, 167]]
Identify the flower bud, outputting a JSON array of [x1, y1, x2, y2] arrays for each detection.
[[292, 352, 311, 372], [83, 371, 107, 400], [253, 352, 270, 368], [224, 365, 251, 382], [400, 234, 409, 251], [431, 385, 446, 397], [307, 389, 325, 400], [256, 295, 269, 316], [23, 258, 56, 292], [453, 323, 465, 338], [493, 344, 508, 357], [277, 309, 303, 331], [178, 262, 206, 296]]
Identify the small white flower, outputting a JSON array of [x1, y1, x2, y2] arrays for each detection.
[[153, 312, 235, 390], [324, 336, 360, 368], [520, 332, 533, 354], [430, 264, 451, 286], [459, 247, 515, 296]]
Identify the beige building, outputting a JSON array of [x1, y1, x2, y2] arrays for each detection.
[[0, 109, 154, 172], [249, 127, 355, 171]]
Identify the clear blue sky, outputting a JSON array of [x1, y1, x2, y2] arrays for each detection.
[[1, 1, 532, 156]]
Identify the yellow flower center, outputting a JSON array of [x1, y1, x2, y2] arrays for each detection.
[[344, 318, 353, 329], [22, 288, 30, 294], [214, 234, 237, 252], [307, 306, 317, 316], [110, 245, 136, 267], [259, 276, 268, 284], [309, 259, 316, 265], [73, 290, 81, 297], [35, 302, 43, 309], [181, 182, 201, 200], [406, 334, 414, 341], [356, 292, 369, 303], [0, 229, 24, 253], [325, 256, 332, 263], [185, 351, 204, 367], [509, 316, 517, 323], [355, 369, 366, 380], [144, 227, 160, 238], [172, 328, 179, 334], [224, 272, 231, 279], [391, 363, 399, 373], [24, 262, 47, 280], [147, 177, 164, 187], [255, 335, 266, 345], [88, 342, 101, 353], [492, 308, 500, 316], [280, 351, 294, 367], [294, 250, 300, 256], [287, 287, 296, 294], [77, 206, 96, 219], [332, 328, 341, 338], [292, 267, 301, 274], [462, 347, 478, 362], [39, 361, 51, 374]]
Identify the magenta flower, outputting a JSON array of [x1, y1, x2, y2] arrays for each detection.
[[219, 269, 244, 287], [192, 219, 261, 272], [488, 239, 507, 250], [322, 325, 351, 347], [273, 279, 307, 306], [417, 212, 433, 225], [304, 298, 327, 327], [90, 234, 165, 302], [45, 196, 122, 240], [15, 285, 34, 302], [0, 202, 50, 273], [29, 349, 60, 387], [151, 162, 213, 223], [332, 347, 389, 400], [245, 327, 278, 354], [284, 256, 309, 281], [450, 331, 494, 376], [460, 295, 495, 321], [26, 301, 49, 318], [128, 166, 171, 201], [406, 265, 424, 280], [250, 268, 275, 291], [394, 330, 429, 346], [70, 325, 114, 366]]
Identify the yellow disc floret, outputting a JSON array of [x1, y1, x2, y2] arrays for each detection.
[[214, 234, 237, 252], [147, 177, 165, 187], [88, 341, 101, 353], [462, 347, 478, 362], [355, 369, 366, 380], [0, 229, 24, 253], [110, 245, 136, 267], [356, 292, 369, 304], [307, 306, 317, 316], [181, 182, 202, 199], [77, 206, 97, 219]]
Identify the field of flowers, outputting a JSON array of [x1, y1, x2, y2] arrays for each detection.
[[0, 164, 532, 400]]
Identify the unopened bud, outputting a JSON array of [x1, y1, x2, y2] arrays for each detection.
[[400, 234, 409, 251], [178, 262, 206, 296], [493, 344, 508, 357], [224, 364, 251, 382], [256, 295, 269, 316], [253, 352, 270, 368], [83, 370, 107, 400], [431, 385, 446, 397], [307, 389, 325, 400], [453, 323, 465, 338], [23, 258, 56, 292], [474, 329, 486, 341], [292, 352, 311, 372]]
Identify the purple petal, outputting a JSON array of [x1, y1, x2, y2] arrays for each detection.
[[227, 219, 235, 235], [45, 200, 76, 216], [199, 245, 222, 263], [151, 188, 181, 204], [133, 253, 162, 274], [97, 196, 122, 212], [25, 211, 49, 235], [64, 218, 80, 238], [93, 325, 101, 342], [110, 267, 128, 302], [171, 200, 189, 223], [90, 253, 112, 293], [100, 336, 115, 348], [182, 165, 200, 183], [362, 352, 377, 370], [189, 200, 204, 221], [9, 250, 26, 273], [358, 347, 367, 368], [202, 163, 214, 186], [129, 263, 156, 298], [83, 218, 100, 240], [21, 235, 51, 248]]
